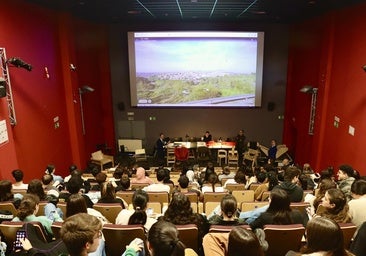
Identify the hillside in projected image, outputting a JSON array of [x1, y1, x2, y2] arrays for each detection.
[[136, 71, 255, 106]]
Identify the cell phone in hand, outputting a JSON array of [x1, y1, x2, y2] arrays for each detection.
[[13, 230, 26, 250]]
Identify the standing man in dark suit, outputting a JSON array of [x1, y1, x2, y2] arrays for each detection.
[[235, 129, 246, 165], [156, 133, 168, 165]]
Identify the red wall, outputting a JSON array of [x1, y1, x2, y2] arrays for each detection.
[[0, 0, 114, 181], [285, 2, 366, 174]]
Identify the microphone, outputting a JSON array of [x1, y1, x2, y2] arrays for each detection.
[[7, 57, 32, 71]]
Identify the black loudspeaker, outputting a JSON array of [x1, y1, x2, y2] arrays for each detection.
[[0, 85, 6, 98], [267, 102, 275, 111], [117, 102, 125, 111]]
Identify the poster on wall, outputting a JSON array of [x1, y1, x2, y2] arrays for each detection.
[[0, 120, 9, 145]]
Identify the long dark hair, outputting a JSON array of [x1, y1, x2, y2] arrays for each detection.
[[148, 220, 186, 256], [220, 194, 237, 219], [301, 217, 348, 256], [266, 189, 293, 225], [0, 180, 14, 202], [313, 179, 337, 210], [228, 227, 264, 256], [128, 189, 148, 225], [27, 179, 46, 201], [163, 193, 196, 224], [66, 194, 87, 218], [321, 188, 351, 223]]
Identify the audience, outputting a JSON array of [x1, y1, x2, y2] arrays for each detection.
[[131, 167, 153, 184], [115, 189, 157, 231], [60, 213, 103, 256], [45, 164, 64, 184], [348, 179, 366, 230], [209, 194, 243, 225], [143, 168, 171, 193], [249, 188, 305, 230], [337, 164, 356, 201], [228, 227, 264, 256], [286, 217, 354, 256], [11, 169, 28, 190], [97, 181, 126, 208], [311, 188, 351, 223], [125, 220, 190, 256], [273, 166, 303, 202], [254, 171, 278, 201]]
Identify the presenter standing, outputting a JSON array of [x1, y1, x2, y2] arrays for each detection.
[[156, 133, 168, 165], [235, 130, 246, 165], [202, 131, 212, 143]]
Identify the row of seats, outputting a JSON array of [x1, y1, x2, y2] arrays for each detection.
[[0, 221, 357, 256]]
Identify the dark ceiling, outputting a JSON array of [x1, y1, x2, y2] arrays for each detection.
[[28, 0, 365, 24]]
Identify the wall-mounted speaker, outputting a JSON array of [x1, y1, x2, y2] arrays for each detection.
[[0, 85, 6, 98], [267, 102, 275, 111]]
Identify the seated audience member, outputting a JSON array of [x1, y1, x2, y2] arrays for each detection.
[[66, 193, 109, 225], [110, 167, 124, 188], [12, 194, 59, 238], [60, 213, 103, 256], [45, 164, 64, 184], [27, 179, 48, 201], [273, 166, 304, 202], [348, 179, 366, 230], [59, 176, 94, 208], [224, 169, 246, 188], [176, 175, 202, 201], [11, 169, 28, 190], [115, 189, 157, 231], [337, 164, 356, 201], [161, 192, 209, 254], [244, 167, 258, 190], [42, 174, 62, 191], [209, 194, 243, 225], [203, 226, 265, 256], [123, 220, 190, 256], [249, 189, 305, 230], [228, 227, 265, 256], [254, 171, 279, 201], [304, 178, 337, 214], [186, 170, 200, 190], [202, 173, 225, 193], [163, 168, 175, 186], [310, 188, 351, 223], [143, 168, 170, 193], [63, 164, 79, 183], [218, 166, 235, 182], [131, 167, 153, 185], [286, 217, 354, 256], [351, 221, 366, 256], [90, 172, 107, 191], [0, 180, 19, 219], [97, 181, 126, 208]]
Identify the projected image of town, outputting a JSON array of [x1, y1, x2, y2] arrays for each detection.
[[130, 32, 263, 107]]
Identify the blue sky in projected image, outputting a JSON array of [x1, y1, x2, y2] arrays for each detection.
[[135, 39, 257, 73]]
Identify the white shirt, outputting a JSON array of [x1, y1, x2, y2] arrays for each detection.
[[348, 195, 366, 228], [115, 209, 157, 231], [142, 183, 170, 193]]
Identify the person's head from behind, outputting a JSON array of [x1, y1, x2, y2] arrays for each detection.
[[128, 189, 149, 225], [222, 166, 231, 175], [95, 172, 107, 185], [120, 174, 131, 190], [60, 213, 102, 256], [268, 189, 291, 212], [284, 166, 300, 183], [66, 194, 87, 218], [234, 171, 246, 184], [157, 168, 166, 182], [302, 217, 345, 255], [136, 167, 146, 179], [220, 194, 237, 219], [17, 194, 40, 220], [27, 179, 46, 199], [66, 177, 83, 194], [178, 175, 189, 189], [164, 193, 192, 222], [0, 180, 13, 201], [228, 227, 264, 256], [318, 179, 337, 196], [69, 164, 78, 174], [147, 220, 186, 256], [42, 174, 53, 186], [256, 172, 267, 183], [12, 169, 24, 182], [351, 179, 366, 198], [45, 164, 55, 175], [100, 181, 115, 200]]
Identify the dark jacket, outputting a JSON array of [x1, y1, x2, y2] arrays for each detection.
[[249, 209, 305, 230], [274, 182, 303, 202]]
